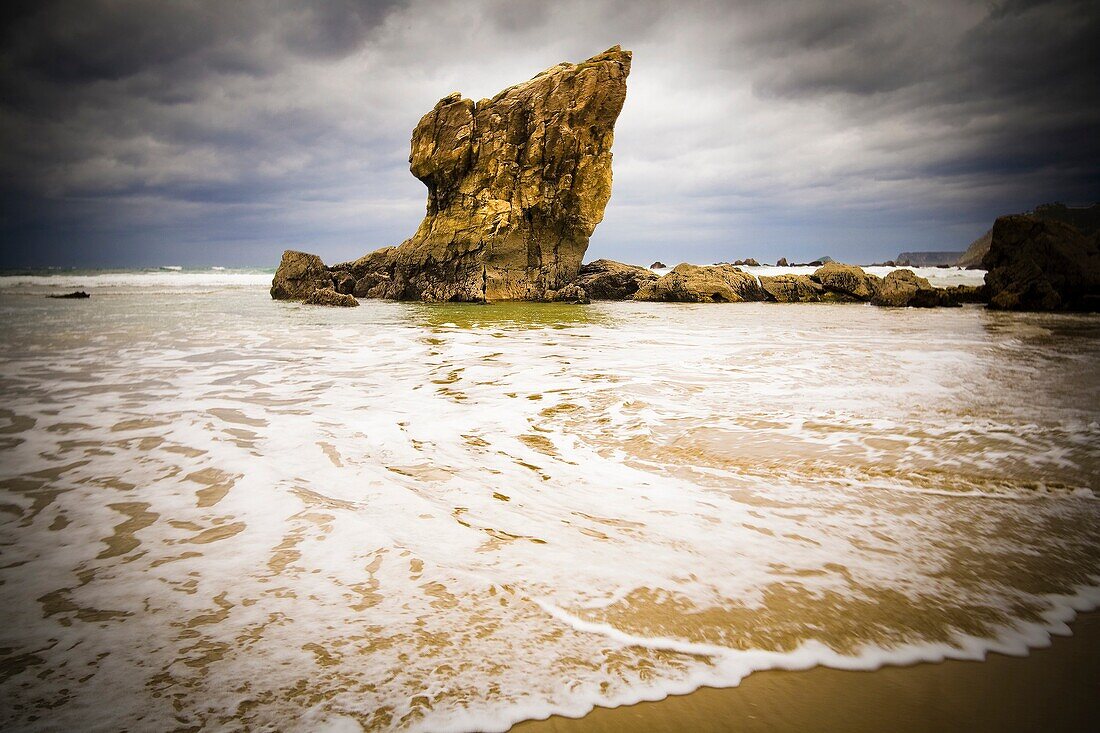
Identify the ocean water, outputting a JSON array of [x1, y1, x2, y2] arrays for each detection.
[[1, 268, 1098, 732]]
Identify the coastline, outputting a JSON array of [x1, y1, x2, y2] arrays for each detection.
[[514, 611, 1100, 733]]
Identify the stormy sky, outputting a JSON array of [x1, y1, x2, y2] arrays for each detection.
[[1, 0, 1097, 268]]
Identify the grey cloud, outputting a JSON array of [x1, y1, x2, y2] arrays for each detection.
[[1, 0, 1097, 269]]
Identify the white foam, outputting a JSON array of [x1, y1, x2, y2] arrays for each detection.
[[0, 268, 273, 293], [648, 262, 986, 288], [0, 291, 1096, 732]]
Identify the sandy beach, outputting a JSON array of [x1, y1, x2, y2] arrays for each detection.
[[516, 612, 1100, 733]]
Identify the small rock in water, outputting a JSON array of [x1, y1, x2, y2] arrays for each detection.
[[776, 257, 789, 267], [48, 291, 90, 299], [650, 261, 667, 269], [302, 288, 359, 307], [871, 269, 940, 308], [811, 262, 882, 301], [270, 250, 331, 300]]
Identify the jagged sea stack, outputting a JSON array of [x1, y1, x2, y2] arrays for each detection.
[[272, 46, 631, 303]]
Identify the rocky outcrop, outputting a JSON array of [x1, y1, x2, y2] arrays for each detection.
[[270, 250, 334, 300], [983, 215, 1100, 311], [599, 259, 978, 307], [871, 269, 943, 307], [732, 258, 760, 267], [759, 274, 823, 302], [294, 46, 631, 305], [650, 261, 667, 269], [775, 257, 788, 267], [574, 259, 658, 300], [633, 263, 766, 302], [956, 203, 1098, 270], [48, 291, 90, 299], [303, 288, 359, 307], [810, 262, 882, 301], [569, 258, 978, 307]]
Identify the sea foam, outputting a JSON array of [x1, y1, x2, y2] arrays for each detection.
[[0, 284, 1097, 732]]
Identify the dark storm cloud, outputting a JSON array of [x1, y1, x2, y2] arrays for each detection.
[[0, 0, 1097, 267], [732, 0, 1099, 174]]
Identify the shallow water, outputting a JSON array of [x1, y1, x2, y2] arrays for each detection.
[[1, 273, 1098, 732]]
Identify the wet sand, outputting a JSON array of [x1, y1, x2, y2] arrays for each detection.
[[515, 612, 1100, 733]]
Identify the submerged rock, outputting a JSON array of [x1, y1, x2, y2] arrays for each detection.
[[983, 215, 1100, 311], [574, 259, 658, 300], [270, 250, 332, 300], [810, 262, 882, 301], [302, 288, 359, 307], [939, 284, 986, 304], [759, 274, 824, 302], [48, 291, 90, 299], [633, 263, 766, 303]]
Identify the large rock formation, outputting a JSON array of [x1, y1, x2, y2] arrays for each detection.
[[275, 46, 632, 303], [633, 263, 766, 302], [956, 203, 1099, 269], [574, 259, 657, 300], [983, 215, 1100, 311]]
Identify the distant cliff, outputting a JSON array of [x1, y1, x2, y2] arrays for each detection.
[[956, 229, 992, 269]]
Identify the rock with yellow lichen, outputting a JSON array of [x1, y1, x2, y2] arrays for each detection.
[[275, 46, 632, 303]]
